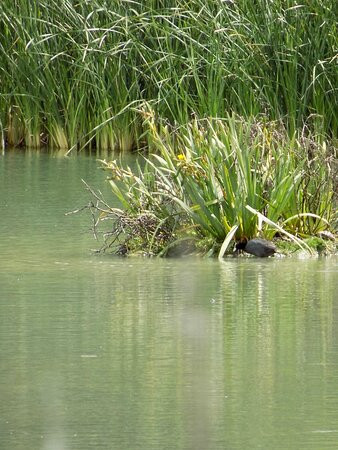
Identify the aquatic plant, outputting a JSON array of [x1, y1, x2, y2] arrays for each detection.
[[0, 0, 336, 150], [84, 115, 335, 256]]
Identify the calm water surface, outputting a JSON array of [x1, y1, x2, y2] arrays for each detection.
[[0, 150, 337, 450]]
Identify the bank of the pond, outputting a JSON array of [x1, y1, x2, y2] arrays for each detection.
[[90, 233, 337, 259], [0, 0, 336, 150]]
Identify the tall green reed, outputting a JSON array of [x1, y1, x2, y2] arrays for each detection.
[[0, 0, 336, 150]]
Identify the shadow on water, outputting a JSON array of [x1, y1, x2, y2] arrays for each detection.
[[0, 151, 337, 449]]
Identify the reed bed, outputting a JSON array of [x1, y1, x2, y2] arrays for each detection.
[[0, 0, 336, 150]]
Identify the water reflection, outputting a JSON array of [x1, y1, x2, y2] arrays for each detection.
[[1, 257, 337, 449], [0, 151, 337, 449]]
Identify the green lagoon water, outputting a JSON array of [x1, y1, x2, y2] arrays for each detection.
[[0, 150, 337, 449]]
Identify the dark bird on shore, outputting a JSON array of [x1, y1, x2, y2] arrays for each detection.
[[235, 237, 277, 257]]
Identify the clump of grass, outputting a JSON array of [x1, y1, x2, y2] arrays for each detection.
[[84, 113, 335, 256]]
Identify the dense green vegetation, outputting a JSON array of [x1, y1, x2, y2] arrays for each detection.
[[88, 115, 335, 255], [0, 0, 336, 150], [1, 0, 336, 254]]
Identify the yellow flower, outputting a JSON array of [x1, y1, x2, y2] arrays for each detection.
[[177, 154, 185, 161]]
